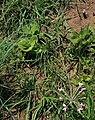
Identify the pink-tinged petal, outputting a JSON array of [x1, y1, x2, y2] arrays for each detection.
[[77, 107, 83, 113]]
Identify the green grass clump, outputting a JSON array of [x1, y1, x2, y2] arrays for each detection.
[[0, 0, 95, 120]]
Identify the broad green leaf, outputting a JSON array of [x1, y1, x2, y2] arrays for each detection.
[[70, 32, 79, 44], [30, 35, 38, 44], [30, 22, 40, 35], [22, 25, 31, 34], [17, 39, 31, 52], [79, 25, 92, 40], [79, 28, 88, 39], [17, 35, 38, 52], [89, 48, 95, 53], [84, 75, 92, 82], [72, 79, 80, 85]]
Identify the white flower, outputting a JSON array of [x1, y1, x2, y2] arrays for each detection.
[[80, 88, 86, 92], [80, 103, 85, 107], [82, 97, 86, 100], [63, 103, 67, 112], [63, 107, 67, 112], [78, 88, 86, 96], [59, 97, 63, 101], [63, 103, 66, 107], [77, 107, 83, 113], [78, 82, 83, 87], [58, 88, 63, 92]]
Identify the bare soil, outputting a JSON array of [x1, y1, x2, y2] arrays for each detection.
[[66, 0, 95, 32]]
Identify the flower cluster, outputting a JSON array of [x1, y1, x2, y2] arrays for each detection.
[[77, 103, 85, 113], [57, 82, 86, 113], [63, 103, 68, 112]]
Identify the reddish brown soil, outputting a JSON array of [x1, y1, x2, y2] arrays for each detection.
[[66, 0, 95, 32]]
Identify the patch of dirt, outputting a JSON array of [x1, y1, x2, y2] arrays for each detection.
[[1, 110, 25, 120], [66, 0, 95, 32]]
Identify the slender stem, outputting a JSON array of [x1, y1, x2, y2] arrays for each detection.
[[75, 0, 82, 20]]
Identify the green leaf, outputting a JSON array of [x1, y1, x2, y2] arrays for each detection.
[[79, 25, 92, 40], [26, 91, 32, 120], [70, 32, 79, 44], [30, 35, 38, 44], [39, 33, 44, 39], [22, 25, 31, 34], [84, 75, 92, 82], [78, 74, 92, 82], [79, 28, 88, 39], [17, 39, 31, 52], [30, 22, 40, 35], [32, 102, 43, 120], [72, 79, 80, 85], [17, 35, 38, 52], [89, 48, 95, 53], [87, 24, 93, 33]]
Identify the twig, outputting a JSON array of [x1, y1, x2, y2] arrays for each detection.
[[75, 0, 82, 20]]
